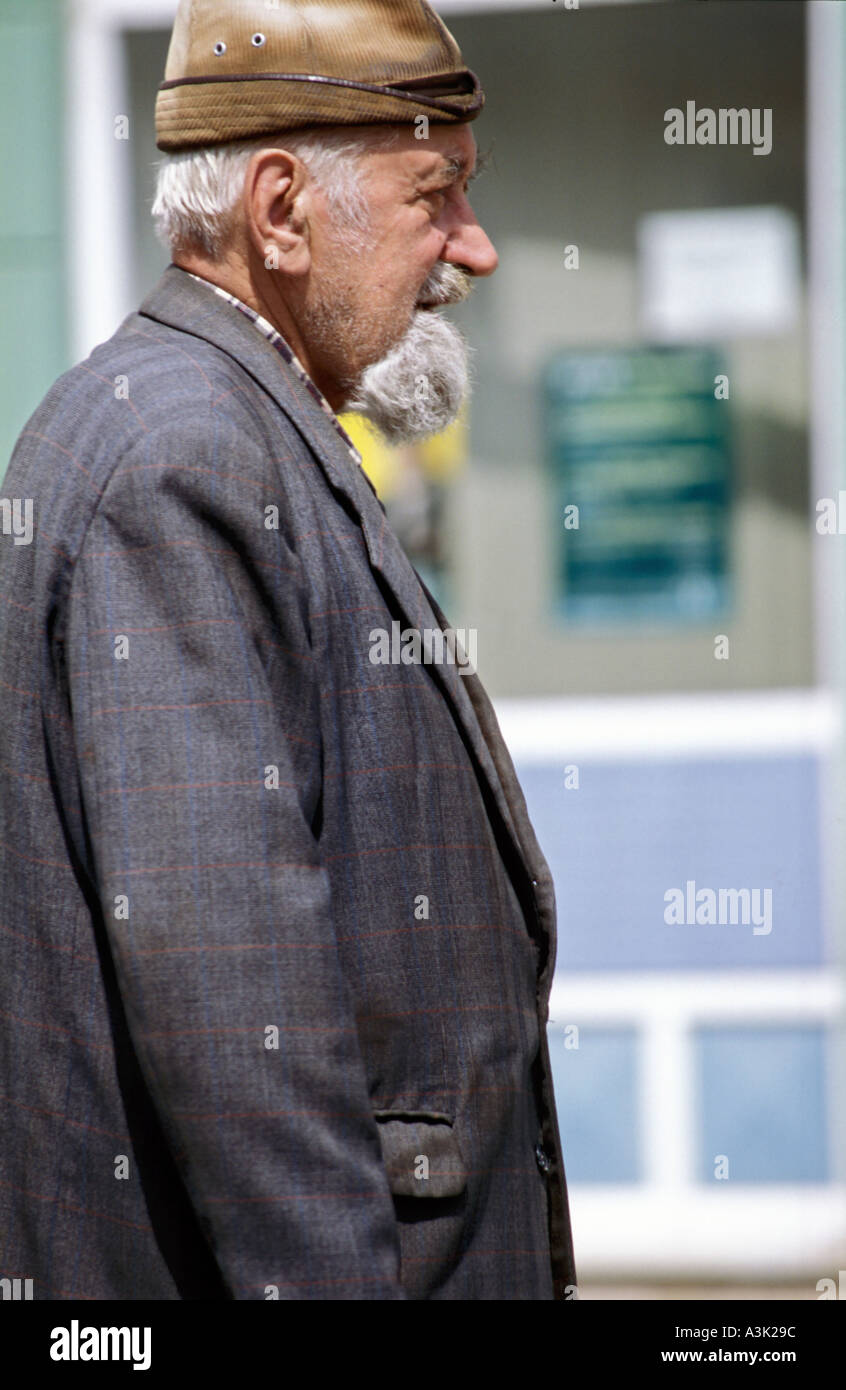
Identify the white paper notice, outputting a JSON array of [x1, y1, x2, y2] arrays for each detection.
[[638, 206, 801, 341]]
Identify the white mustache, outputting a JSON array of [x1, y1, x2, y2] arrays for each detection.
[[416, 263, 473, 308]]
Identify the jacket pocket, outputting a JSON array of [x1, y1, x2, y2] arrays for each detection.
[[373, 1110, 467, 1198]]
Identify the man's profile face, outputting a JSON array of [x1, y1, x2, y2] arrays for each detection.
[[302, 123, 498, 399]]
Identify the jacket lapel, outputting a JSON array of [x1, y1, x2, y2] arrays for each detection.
[[353, 480, 527, 855], [137, 266, 545, 908]]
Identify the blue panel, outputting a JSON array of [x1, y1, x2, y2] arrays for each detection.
[[695, 1026, 829, 1183], [517, 756, 824, 970], [548, 1025, 641, 1183]]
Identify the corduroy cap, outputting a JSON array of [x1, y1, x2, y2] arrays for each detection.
[[156, 0, 484, 152]]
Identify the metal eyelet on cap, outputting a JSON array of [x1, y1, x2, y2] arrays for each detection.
[[213, 41, 226, 56], [251, 33, 267, 47]]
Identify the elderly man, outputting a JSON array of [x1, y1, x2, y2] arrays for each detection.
[[0, 0, 576, 1300]]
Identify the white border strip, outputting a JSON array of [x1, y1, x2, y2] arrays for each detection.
[[808, 2, 846, 692], [68, 0, 657, 26], [66, 2, 135, 359], [569, 1187, 846, 1279], [549, 970, 843, 1022], [495, 689, 840, 761]]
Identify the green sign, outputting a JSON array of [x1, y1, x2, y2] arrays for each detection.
[[543, 346, 732, 622]]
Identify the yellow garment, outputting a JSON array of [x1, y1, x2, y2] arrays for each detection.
[[338, 411, 467, 500]]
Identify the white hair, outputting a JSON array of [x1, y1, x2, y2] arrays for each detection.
[[152, 127, 397, 259]]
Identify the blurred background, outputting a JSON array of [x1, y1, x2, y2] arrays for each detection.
[[2, 0, 844, 1297]]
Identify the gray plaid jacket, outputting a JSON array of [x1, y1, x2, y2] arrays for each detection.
[[0, 266, 576, 1300]]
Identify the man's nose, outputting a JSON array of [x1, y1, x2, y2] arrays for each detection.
[[443, 213, 499, 278]]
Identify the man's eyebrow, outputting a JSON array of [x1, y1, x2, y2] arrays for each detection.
[[435, 147, 493, 186]]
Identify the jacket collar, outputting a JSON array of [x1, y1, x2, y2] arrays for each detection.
[[136, 266, 547, 921]]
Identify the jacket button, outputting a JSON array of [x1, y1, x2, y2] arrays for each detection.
[[534, 1142, 551, 1175]]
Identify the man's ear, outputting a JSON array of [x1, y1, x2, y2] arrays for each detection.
[[243, 149, 313, 276]]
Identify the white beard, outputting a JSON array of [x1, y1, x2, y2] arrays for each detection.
[[346, 264, 472, 445]]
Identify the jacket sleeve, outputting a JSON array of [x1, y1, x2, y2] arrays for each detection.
[[65, 422, 406, 1299]]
